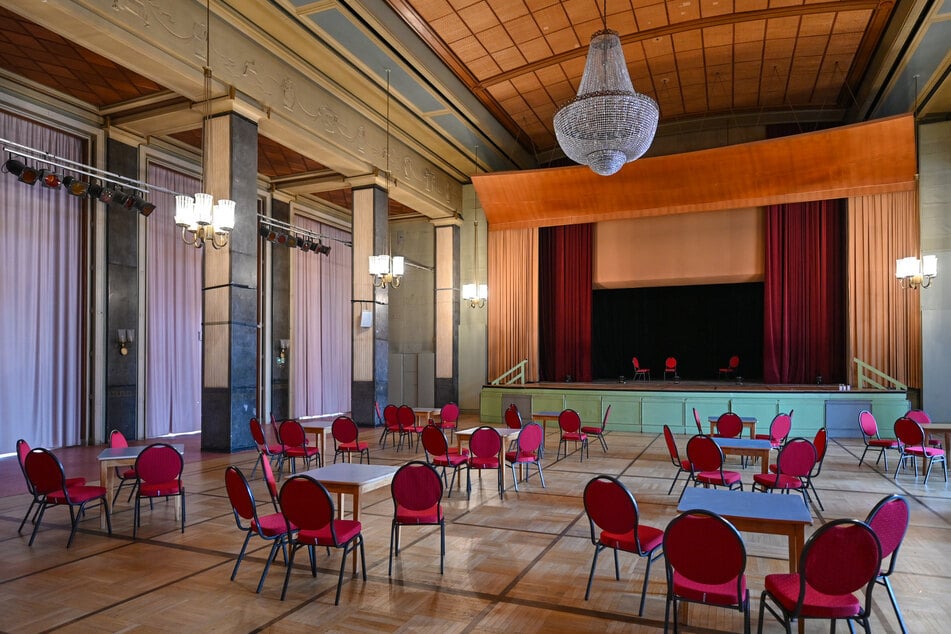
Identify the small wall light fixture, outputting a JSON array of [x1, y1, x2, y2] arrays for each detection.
[[896, 255, 937, 289], [117, 329, 135, 356], [277, 339, 290, 366]]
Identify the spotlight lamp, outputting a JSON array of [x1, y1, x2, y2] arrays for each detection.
[[61, 176, 89, 197], [256, 218, 335, 256], [316, 241, 331, 256], [38, 169, 61, 189], [133, 197, 156, 217], [3, 158, 38, 185], [258, 224, 270, 238]]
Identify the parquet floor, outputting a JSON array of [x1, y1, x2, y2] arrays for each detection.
[[1, 416, 949, 633]]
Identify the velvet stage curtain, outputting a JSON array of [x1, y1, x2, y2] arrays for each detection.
[[487, 227, 539, 383], [539, 224, 593, 382], [763, 200, 846, 384]]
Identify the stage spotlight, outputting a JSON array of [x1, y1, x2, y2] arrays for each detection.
[[62, 176, 89, 196], [258, 225, 270, 238], [112, 191, 134, 208], [277, 233, 287, 245], [98, 187, 115, 203], [266, 230, 277, 242], [286, 234, 298, 248], [316, 241, 332, 256], [38, 169, 62, 189], [86, 183, 103, 199], [133, 197, 156, 217], [3, 158, 39, 185], [299, 238, 312, 252]]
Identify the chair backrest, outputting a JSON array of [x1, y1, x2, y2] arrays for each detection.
[[686, 434, 725, 473], [599, 405, 611, 432], [662, 425, 682, 467], [391, 461, 443, 513], [558, 409, 582, 433], [469, 426, 502, 458], [858, 410, 879, 439], [224, 465, 258, 523], [23, 447, 67, 496], [664, 510, 746, 595], [768, 413, 793, 443], [249, 417, 268, 450], [110, 429, 129, 449], [692, 408, 704, 434], [632, 356, 642, 370], [420, 423, 449, 458], [864, 494, 910, 575], [331, 416, 359, 444], [440, 402, 459, 424], [728, 355, 739, 369], [135, 443, 184, 484], [811, 427, 828, 476], [383, 404, 399, 428], [800, 519, 881, 598], [397, 405, 416, 430], [583, 475, 644, 550], [516, 422, 544, 454], [279, 475, 337, 539], [278, 419, 307, 448], [904, 409, 931, 426], [665, 357, 677, 371], [894, 417, 924, 446], [260, 453, 279, 504], [775, 437, 817, 478], [716, 412, 743, 438], [504, 405, 523, 429]]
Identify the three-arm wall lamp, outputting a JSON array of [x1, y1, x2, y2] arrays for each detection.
[[117, 330, 135, 356], [896, 255, 937, 289]]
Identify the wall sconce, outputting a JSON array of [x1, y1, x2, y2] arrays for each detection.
[[896, 255, 937, 289], [369, 254, 404, 288], [117, 329, 135, 356], [462, 283, 488, 308], [276, 339, 290, 366]]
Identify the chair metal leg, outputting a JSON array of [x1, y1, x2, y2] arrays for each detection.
[[231, 531, 253, 581], [880, 576, 908, 633], [585, 543, 603, 600]]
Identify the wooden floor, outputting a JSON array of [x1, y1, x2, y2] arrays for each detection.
[[1, 416, 949, 633]]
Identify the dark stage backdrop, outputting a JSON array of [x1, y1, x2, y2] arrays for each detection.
[[592, 283, 765, 381]]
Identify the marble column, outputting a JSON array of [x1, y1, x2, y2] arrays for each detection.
[[434, 219, 461, 405]]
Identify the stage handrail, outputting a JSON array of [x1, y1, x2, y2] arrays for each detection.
[[491, 359, 527, 386], [853, 357, 907, 391]]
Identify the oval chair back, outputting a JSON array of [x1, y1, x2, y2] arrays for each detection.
[[389, 461, 445, 576], [558, 409, 582, 434], [775, 438, 817, 479], [686, 435, 725, 473], [716, 413, 743, 438], [858, 410, 880, 438], [440, 402, 459, 424], [801, 520, 880, 603], [466, 426, 503, 499], [504, 404, 523, 429], [692, 408, 704, 435], [421, 423, 449, 459], [516, 422, 544, 454], [768, 413, 792, 445]]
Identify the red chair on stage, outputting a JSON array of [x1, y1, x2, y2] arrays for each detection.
[[557, 408, 589, 461], [718, 355, 739, 379], [893, 416, 947, 484], [864, 494, 911, 634], [582, 475, 663, 615], [858, 410, 899, 469], [631, 356, 651, 381], [580, 405, 611, 452], [686, 434, 743, 492], [388, 461, 445, 577], [663, 356, 678, 380]]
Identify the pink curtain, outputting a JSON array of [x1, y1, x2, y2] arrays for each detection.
[[0, 113, 84, 449], [145, 163, 202, 436], [292, 218, 351, 415]]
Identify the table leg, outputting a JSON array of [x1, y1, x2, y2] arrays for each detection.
[[758, 450, 769, 474], [100, 461, 112, 529], [350, 491, 361, 572]]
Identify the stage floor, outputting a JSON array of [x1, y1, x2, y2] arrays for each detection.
[[528, 379, 860, 393]]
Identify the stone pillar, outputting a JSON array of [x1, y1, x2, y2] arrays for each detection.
[[351, 182, 389, 426], [434, 219, 461, 406], [269, 198, 291, 419], [200, 112, 259, 452]]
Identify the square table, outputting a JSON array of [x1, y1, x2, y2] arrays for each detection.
[[97, 443, 185, 529], [678, 487, 812, 573], [708, 416, 757, 438], [299, 415, 336, 462], [455, 426, 521, 493], [412, 407, 441, 426], [298, 462, 398, 571], [531, 410, 562, 450], [713, 437, 773, 474]]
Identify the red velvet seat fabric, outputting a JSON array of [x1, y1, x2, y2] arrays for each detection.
[[580, 404, 611, 452], [16, 439, 86, 535], [865, 494, 911, 633], [557, 408, 589, 461], [278, 419, 321, 473], [466, 426, 503, 499], [686, 434, 743, 491], [505, 422, 546, 491], [893, 416, 947, 484], [662, 425, 692, 498], [421, 423, 467, 495], [331, 416, 370, 464], [858, 409, 899, 470], [388, 461, 445, 577], [133, 442, 185, 538]]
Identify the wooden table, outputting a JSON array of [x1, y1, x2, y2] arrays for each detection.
[[713, 437, 773, 474], [708, 416, 757, 438], [412, 407, 441, 426], [920, 422, 951, 472], [97, 443, 185, 529], [531, 410, 561, 450], [298, 462, 398, 570], [456, 426, 521, 493], [299, 416, 336, 462], [678, 487, 812, 573]]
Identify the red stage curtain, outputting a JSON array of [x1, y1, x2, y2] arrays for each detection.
[[763, 200, 846, 384], [539, 224, 593, 382]]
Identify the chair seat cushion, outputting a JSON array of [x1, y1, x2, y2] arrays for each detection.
[[298, 519, 362, 547], [768, 463, 779, 474], [599, 524, 664, 555], [285, 446, 320, 457], [868, 439, 899, 448], [395, 504, 443, 525], [580, 426, 603, 435], [753, 473, 803, 489], [505, 450, 539, 463], [696, 470, 742, 486], [561, 431, 587, 441], [138, 481, 182, 497], [49, 484, 106, 504], [253, 512, 292, 537], [118, 468, 137, 479], [439, 421, 457, 430], [904, 446, 944, 458], [672, 570, 746, 606], [432, 453, 468, 467], [764, 573, 862, 618], [266, 443, 283, 454], [470, 457, 500, 469], [66, 476, 88, 487], [338, 441, 369, 452]]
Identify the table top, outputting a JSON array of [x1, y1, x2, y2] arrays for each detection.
[[298, 462, 397, 486], [457, 426, 521, 438], [299, 414, 339, 422], [412, 407, 440, 414], [97, 443, 185, 461], [532, 411, 562, 418], [679, 487, 812, 524], [926, 422, 951, 430], [708, 416, 757, 423], [300, 418, 335, 430], [713, 438, 773, 450]]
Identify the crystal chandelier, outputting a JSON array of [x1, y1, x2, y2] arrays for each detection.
[[553, 4, 659, 176]]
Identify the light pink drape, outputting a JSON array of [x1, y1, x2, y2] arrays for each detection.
[[145, 163, 202, 436], [0, 113, 84, 449], [292, 219, 352, 416]]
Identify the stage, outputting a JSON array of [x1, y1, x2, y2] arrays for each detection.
[[479, 380, 910, 438]]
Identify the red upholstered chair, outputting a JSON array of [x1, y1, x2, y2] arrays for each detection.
[[503, 404, 524, 452], [421, 423, 467, 495], [16, 439, 86, 535], [224, 465, 291, 593], [397, 405, 424, 452], [505, 422, 546, 491], [388, 461, 445, 577], [249, 417, 283, 479], [109, 429, 138, 503], [803, 427, 828, 512], [714, 412, 743, 439], [893, 416, 947, 484], [864, 494, 911, 634], [751, 437, 817, 507], [278, 419, 321, 472], [133, 442, 185, 538], [755, 412, 792, 448], [466, 426, 503, 500], [858, 410, 899, 469], [686, 434, 743, 491], [556, 408, 589, 461], [758, 519, 881, 634], [631, 356, 651, 381], [259, 453, 281, 513], [331, 416, 370, 464], [718, 355, 739, 379], [582, 475, 663, 615], [905, 408, 941, 447], [438, 402, 459, 441], [662, 425, 692, 498], [279, 475, 365, 604], [22, 447, 111, 547], [663, 356, 678, 380], [379, 404, 401, 449], [692, 407, 704, 435], [581, 405, 611, 452], [663, 510, 749, 634]]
